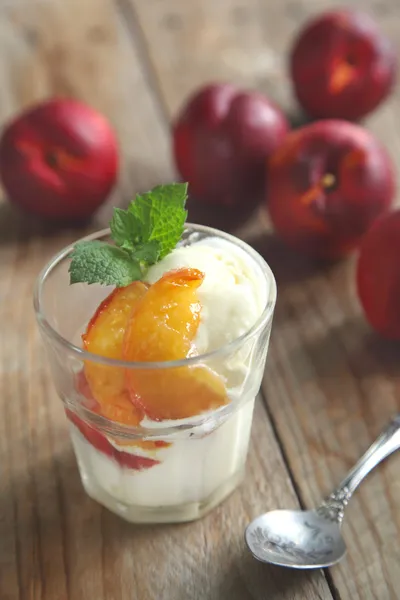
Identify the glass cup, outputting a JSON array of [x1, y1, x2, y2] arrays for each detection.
[[34, 224, 276, 524]]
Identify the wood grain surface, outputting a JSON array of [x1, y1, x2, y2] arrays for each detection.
[[0, 0, 399, 599]]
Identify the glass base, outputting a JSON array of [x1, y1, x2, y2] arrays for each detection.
[[80, 467, 245, 524]]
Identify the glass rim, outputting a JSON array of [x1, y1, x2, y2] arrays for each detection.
[[33, 223, 277, 370]]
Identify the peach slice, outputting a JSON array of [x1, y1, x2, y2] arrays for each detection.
[[82, 281, 148, 425], [123, 268, 229, 420], [75, 371, 169, 449]]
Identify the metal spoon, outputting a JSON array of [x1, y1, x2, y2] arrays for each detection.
[[245, 415, 400, 569]]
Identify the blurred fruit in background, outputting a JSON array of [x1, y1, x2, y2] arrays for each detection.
[[0, 8, 396, 343], [356, 209, 400, 339], [0, 98, 118, 221], [267, 120, 395, 260], [173, 83, 289, 208], [290, 9, 397, 121]]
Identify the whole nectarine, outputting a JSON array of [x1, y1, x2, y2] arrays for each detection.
[[291, 9, 397, 120], [357, 209, 400, 339], [267, 120, 395, 259], [173, 83, 289, 207], [0, 98, 118, 221]]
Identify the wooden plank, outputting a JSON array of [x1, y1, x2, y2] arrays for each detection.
[[122, 0, 298, 119], [258, 1, 400, 599], [260, 249, 400, 600], [0, 1, 161, 599], [128, 0, 400, 598], [0, 2, 332, 600]]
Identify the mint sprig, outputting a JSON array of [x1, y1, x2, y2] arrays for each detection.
[[69, 241, 142, 286], [69, 183, 188, 287]]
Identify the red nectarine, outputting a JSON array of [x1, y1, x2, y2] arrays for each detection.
[[0, 98, 118, 221], [291, 9, 397, 120], [173, 83, 289, 207], [357, 209, 400, 339], [267, 120, 395, 259]]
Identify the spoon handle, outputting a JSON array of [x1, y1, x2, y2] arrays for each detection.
[[318, 415, 400, 522]]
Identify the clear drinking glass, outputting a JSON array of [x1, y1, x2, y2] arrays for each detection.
[[34, 224, 276, 524]]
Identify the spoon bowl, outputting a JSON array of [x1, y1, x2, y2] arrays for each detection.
[[245, 508, 346, 569], [245, 415, 400, 569]]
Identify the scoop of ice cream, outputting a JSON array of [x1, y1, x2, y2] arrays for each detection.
[[144, 237, 267, 355]]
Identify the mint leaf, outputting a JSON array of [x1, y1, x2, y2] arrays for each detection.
[[69, 183, 188, 287], [110, 208, 141, 251], [130, 183, 188, 258], [133, 240, 161, 264], [69, 241, 142, 287], [128, 192, 152, 242]]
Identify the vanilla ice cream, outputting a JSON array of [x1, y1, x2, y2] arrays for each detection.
[[69, 231, 275, 523]]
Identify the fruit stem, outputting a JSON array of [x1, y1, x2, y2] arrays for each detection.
[[45, 150, 58, 169], [301, 173, 336, 205], [321, 173, 336, 191]]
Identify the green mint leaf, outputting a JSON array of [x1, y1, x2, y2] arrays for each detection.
[[128, 192, 152, 242], [133, 240, 161, 264], [129, 183, 188, 258], [110, 208, 142, 251], [69, 241, 142, 287], [69, 183, 188, 287]]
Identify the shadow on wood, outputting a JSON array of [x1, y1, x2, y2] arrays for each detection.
[[352, 328, 400, 378], [285, 107, 313, 130], [286, 315, 400, 381], [0, 201, 91, 246], [246, 231, 324, 286], [99, 509, 327, 600], [186, 193, 262, 234]]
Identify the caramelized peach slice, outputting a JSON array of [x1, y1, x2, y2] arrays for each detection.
[[82, 282, 148, 425], [126, 268, 203, 362], [116, 437, 170, 451], [123, 268, 229, 420], [127, 365, 229, 421], [75, 371, 169, 449], [75, 369, 99, 411]]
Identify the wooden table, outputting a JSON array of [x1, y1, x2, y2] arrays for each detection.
[[1, 0, 399, 598]]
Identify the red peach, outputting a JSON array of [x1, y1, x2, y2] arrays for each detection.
[[173, 83, 289, 207], [290, 9, 397, 120], [356, 209, 400, 339], [267, 120, 395, 260], [0, 98, 118, 221]]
